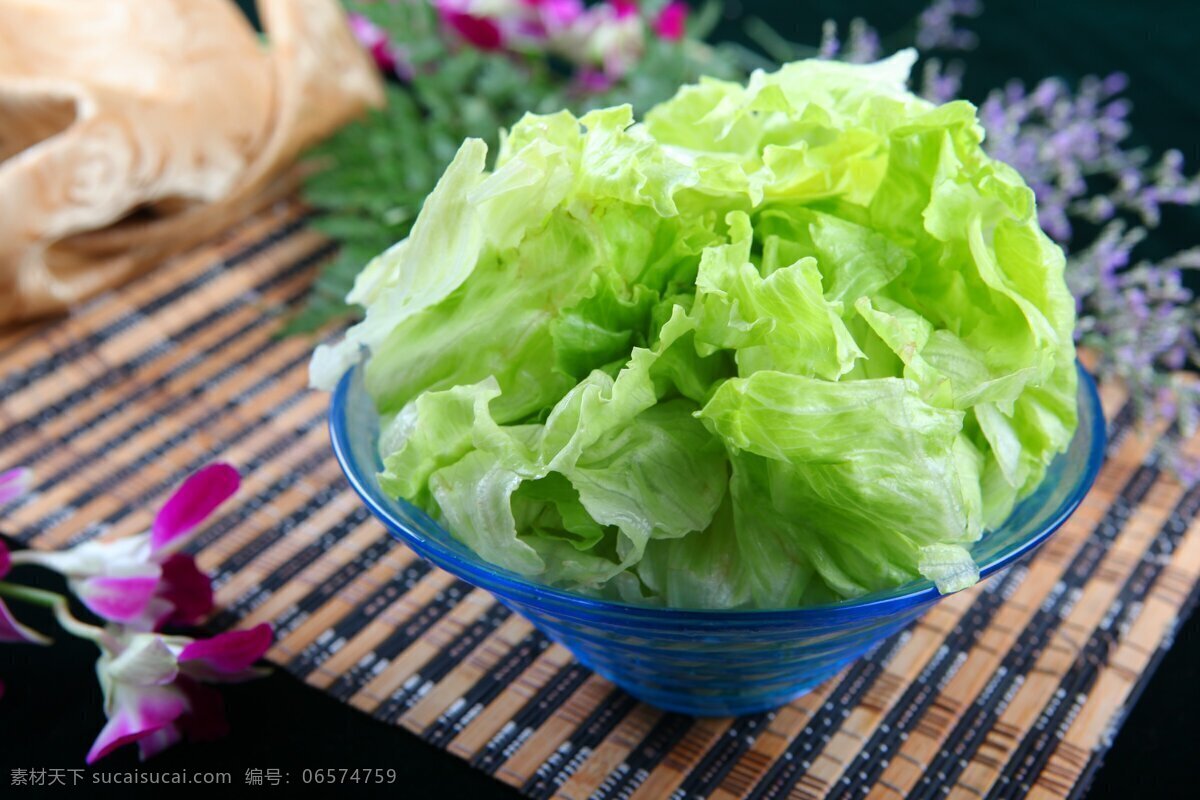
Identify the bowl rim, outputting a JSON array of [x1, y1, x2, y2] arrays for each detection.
[[329, 361, 1106, 624]]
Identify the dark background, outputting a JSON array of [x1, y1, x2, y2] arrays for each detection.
[[2, 1, 1198, 797]]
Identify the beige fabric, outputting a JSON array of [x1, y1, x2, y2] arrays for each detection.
[[0, 0, 383, 323]]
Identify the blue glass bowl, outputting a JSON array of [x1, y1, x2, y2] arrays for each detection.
[[329, 363, 1105, 716]]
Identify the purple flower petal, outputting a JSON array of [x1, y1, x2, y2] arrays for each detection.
[[347, 12, 385, 47], [136, 725, 183, 761], [0, 598, 50, 645], [611, 0, 638, 20], [0, 538, 10, 579], [442, 10, 505, 50], [86, 686, 187, 764], [347, 12, 402, 75], [76, 575, 160, 624], [133, 681, 230, 759], [151, 464, 240, 552], [178, 624, 273, 678], [537, 0, 584, 30], [0, 467, 32, 505], [653, 1, 687, 41], [119, 597, 174, 635], [175, 677, 231, 742], [87, 714, 154, 765], [576, 67, 615, 94], [157, 554, 214, 628]]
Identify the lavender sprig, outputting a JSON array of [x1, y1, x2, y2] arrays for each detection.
[[919, 57, 964, 103], [816, 18, 881, 64], [915, 0, 982, 51], [817, 19, 839, 60], [979, 74, 1200, 242], [844, 18, 882, 63], [1068, 223, 1200, 474]]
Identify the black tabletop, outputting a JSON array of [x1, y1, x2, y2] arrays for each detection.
[[2, 1, 1198, 797]]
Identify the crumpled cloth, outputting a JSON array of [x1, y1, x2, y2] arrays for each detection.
[[0, 0, 383, 324]]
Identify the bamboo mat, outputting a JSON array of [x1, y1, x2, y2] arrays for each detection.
[[2, 198, 1198, 799]]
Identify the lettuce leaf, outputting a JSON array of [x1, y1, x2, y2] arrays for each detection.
[[313, 51, 1078, 607]]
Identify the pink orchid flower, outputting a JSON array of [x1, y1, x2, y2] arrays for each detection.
[[87, 623, 273, 763], [12, 464, 239, 631], [0, 466, 32, 505], [1, 538, 51, 645]]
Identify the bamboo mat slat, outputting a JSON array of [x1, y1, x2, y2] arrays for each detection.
[[1, 200, 1197, 799]]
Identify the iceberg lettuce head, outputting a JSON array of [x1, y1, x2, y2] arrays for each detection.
[[312, 50, 1078, 608]]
